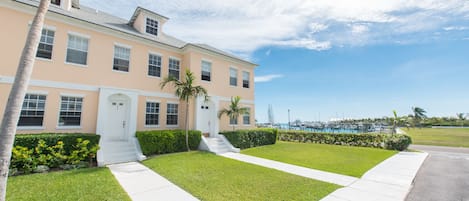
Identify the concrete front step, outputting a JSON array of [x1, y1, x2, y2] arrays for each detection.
[[101, 141, 138, 164]]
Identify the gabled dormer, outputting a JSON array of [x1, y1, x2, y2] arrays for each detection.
[[129, 7, 169, 38], [50, 0, 80, 11]]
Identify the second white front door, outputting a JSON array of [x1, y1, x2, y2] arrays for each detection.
[[108, 98, 128, 141]]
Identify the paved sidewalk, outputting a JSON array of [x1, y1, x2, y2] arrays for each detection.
[[220, 152, 359, 186], [108, 162, 199, 201], [321, 152, 428, 201], [220, 151, 428, 201]]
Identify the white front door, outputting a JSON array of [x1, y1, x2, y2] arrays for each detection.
[[108, 99, 128, 141]]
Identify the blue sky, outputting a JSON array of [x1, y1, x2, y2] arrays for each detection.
[[82, 0, 469, 122]]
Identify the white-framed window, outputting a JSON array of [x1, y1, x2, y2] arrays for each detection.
[[18, 94, 46, 127], [50, 0, 60, 6], [58, 96, 83, 127], [113, 45, 130, 72], [168, 58, 180, 80], [230, 117, 238, 125], [201, 60, 211, 81], [145, 102, 160, 126], [166, 103, 178, 125], [230, 68, 237, 86], [66, 34, 88, 65], [148, 53, 161, 77], [243, 71, 250, 88], [243, 108, 251, 125], [146, 18, 158, 36], [36, 28, 55, 59]]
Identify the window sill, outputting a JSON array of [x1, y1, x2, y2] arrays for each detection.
[[147, 75, 161, 79], [17, 126, 44, 130], [242, 124, 251, 126], [36, 57, 52, 62], [56, 126, 82, 130], [144, 125, 160, 128], [65, 61, 88, 68], [112, 69, 130, 74], [166, 125, 179, 128]]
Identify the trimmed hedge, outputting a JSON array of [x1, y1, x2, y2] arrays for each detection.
[[220, 128, 278, 149], [278, 130, 412, 151], [14, 133, 100, 154], [136, 130, 202, 155]]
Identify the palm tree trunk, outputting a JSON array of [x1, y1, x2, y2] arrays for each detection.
[[0, 0, 50, 200], [185, 101, 190, 151]]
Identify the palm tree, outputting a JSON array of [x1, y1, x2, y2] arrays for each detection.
[[161, 69, 208, 151], [456, 113, 467, 127], [391, 110, 399, 134], [412, 107, 427, 128], [218, 96, 250, 131], [0, 0, 50, 199]]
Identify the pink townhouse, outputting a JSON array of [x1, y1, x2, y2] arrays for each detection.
[[0, 0, 257, 165]]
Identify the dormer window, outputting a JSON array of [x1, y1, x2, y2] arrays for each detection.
[[146, 18, 158, 36], [51, 0, 61, 6]]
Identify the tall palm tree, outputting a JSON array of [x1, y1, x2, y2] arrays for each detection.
[[391, 110, 399, 134], [218, 96, 250, 131], [412, 107, 427, 128], [0, 0, 50, 199], [161, 69, 208, 151], [456, 113, 467, 127]]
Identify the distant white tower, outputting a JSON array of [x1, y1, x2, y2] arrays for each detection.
[[268, 104, 275, 125]]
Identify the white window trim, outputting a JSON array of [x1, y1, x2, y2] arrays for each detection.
[[28, 22, 57, 31], [229, 67, 238, 87], [36, 57, 53, 62], [67, 31, 90, 39], [201, 60, 212, 82], [17, 126, 45, 130], [112, 44, 131, 73], [65, 33, 89, 67], [145, 100, 161, 127], [166, 103, 179, 126], [242, 71, 250, 88], [144, 17, 160, 37], [57, 95, 84, 128], [148, 52, 163, 78], [26, 90, 48, 95]]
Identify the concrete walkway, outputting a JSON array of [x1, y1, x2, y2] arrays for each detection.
[[220, 152, 358, 186], [220, 152, 428, 201], [108, 162, 199, 201]]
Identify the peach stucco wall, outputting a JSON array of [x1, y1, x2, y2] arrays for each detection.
[[0, 3, 256, 134]]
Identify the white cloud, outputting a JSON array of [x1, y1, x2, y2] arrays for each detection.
[[255, 74, 284, 83], [443, 26, 469, 31], [81, 0, 469, 56]]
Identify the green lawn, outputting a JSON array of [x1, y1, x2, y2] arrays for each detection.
[[404, 128, 469, 147], [7, 168, 130, 201], [143, 151, 339, 201], [242, 141, 397, 177]]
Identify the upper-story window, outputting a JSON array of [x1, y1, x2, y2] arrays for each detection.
[[50, 0, 60, 6], [36, 28, 55, 59], [201, 61, 211, 81], [242, 71, 250, 88], [146, 18, 158, 36], [230, 68, 237, 86], [148, 53, 161, 77], [113, 45, 130, 72], [18, 94, 46, 127], [66, 34, 88, 65], [168, 58, 180, 80], [58, 96, 83, 127]]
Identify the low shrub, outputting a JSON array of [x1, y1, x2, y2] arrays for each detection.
[[220, 128, 278, 149], [14, 133, 100, 154], [278, 130, 411, 151], [10, 138, 100, 175], [136, 130, 202, 155]]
